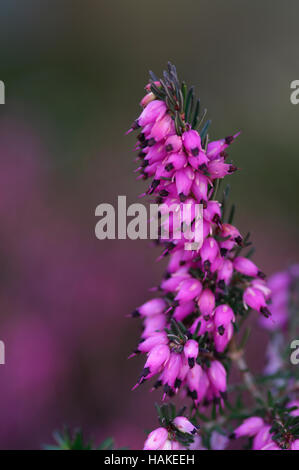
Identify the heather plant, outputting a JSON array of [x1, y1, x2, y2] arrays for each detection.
[[126, 63, 299, 450]]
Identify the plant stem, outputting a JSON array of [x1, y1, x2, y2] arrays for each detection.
[[229, 339, 264, 403]]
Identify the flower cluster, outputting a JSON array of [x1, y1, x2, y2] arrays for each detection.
[[232, 403, 299, 450], [126, 63, 299, 451], [128, 64, 271, 412], [142, 404, 228, 450], [260, 264, 299, 331]]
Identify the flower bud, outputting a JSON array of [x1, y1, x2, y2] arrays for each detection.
[[140, 92, 155, 107], [135, 298, 167, 317], [143, 427, 168, 450], [175, 278, 202, 302], [233, 256, 259, 277], [253, 425, 271, 450], [197, 289, 215, 316], [150, 114, 175, 142], [173, 301, 194, 322], [164, 152, 187, 171], [175, 167, 195, 198], [188, 151, 208, 169], [217, 259, 233, 286], [214, 304, 235, 330], [219, 223, 242, 251], [173, 416, 198, 435], [143, 344, 170, 376], [142, 314, 167, 338], [203, 201, 221, 224], [137, 332, 168, 354], [200, 237, 219, 264], [233, 417, 264, 438], [165, 135, 182, 153], [243, 286, 270, 317], [138, 100, 167, 127], [207, 360, 227, 394], [191, 173, 209, 202]]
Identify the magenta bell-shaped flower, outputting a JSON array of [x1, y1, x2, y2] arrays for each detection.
[[175, 278, 202, 302], [134, 298, 167, 317], [243, 286, 270, 317], [233, 256, 259, 277], [207, 360, 227, 395], [150, 114, 175, 142], [143, 427, 169, 450], [175, 167, 195, 198], [200, 237, 219, 265], [173, 416, 198, 435], [184, 339, 199, 368], [192, 173, 209, 202], [197, 289, 215, 316], [217, 259, 234, 286], [214, 304, 235, 331], [233, 416, 264, 438], [137, 100, 167, 127], [143, 344, 170, 376], [182, 129, 202, 156], [165, 134, 183, 153]]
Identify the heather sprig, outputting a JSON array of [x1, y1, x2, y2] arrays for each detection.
[[126, 63, 299, 451]]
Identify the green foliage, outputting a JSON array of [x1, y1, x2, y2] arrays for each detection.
[[44, 428, 122, 451], [149, 62, 210, 142]]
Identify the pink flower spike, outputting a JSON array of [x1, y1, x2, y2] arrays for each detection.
[[188, 151, 208, 169], [164, 152, 187, 171], [261, 442, 281, 450], [161, 353, 182, 394]]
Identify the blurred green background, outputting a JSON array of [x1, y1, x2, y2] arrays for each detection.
[[0, 0, 298, 449]]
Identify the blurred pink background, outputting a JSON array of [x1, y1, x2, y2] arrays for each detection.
[[0, 0, 298, 449]]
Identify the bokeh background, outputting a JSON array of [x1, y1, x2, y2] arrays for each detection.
[[0, 0, 298, 449]]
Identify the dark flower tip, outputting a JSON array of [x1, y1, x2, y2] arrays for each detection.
[[132, 309, 140, 318], [260, 306, 271, 318]]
